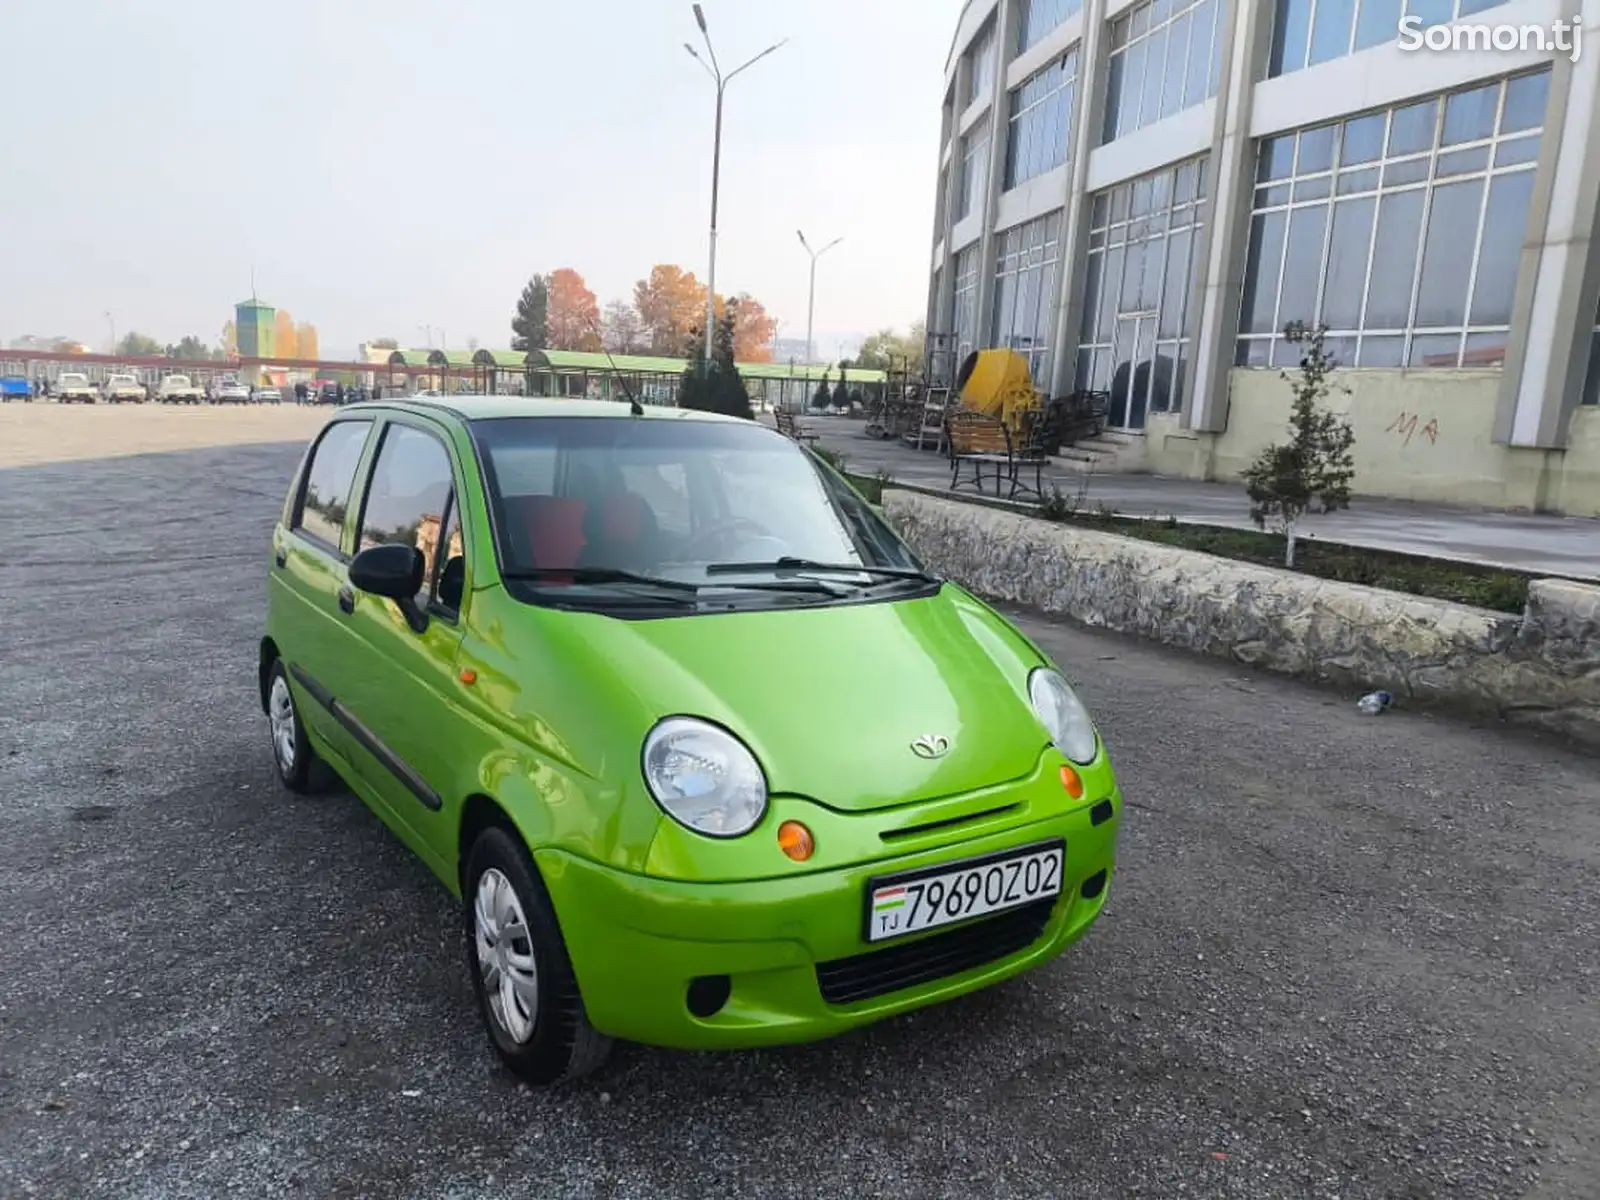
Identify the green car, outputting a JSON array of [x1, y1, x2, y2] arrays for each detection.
[[260, 397, 1121, 1084]]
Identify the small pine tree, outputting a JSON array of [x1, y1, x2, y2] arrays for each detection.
[[812, 372, 831, 410], [832, 364, 850, 411], [1242, 321, 1356, 568], [678, 312, 752, 420]]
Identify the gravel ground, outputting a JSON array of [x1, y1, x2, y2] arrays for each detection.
[[0, 431, 1597, 1200]]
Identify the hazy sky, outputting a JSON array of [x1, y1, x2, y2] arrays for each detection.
[[1, 0, 953, 359]]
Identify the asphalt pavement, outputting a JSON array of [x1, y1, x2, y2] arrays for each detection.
[[1, 436, 1597, 1199]]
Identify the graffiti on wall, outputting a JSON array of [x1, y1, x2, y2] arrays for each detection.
[[1386, 411, 1440, 447]]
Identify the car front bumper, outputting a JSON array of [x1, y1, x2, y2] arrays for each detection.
[[536, 790, 1119, 1050]]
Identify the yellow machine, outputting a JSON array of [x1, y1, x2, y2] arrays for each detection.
[[955, 349, 1041, 432]]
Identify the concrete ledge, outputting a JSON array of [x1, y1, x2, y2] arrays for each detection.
[[884, 489, 1600, 749]]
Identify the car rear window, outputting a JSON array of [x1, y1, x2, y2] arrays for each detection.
[[294, 420, 373, 552]]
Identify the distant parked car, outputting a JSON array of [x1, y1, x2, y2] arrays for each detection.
[[215, 378, 252, 404], [253, 387, 282, 404], [56, 373, 98, 404], [157, 375, 205, 404], [102, 374, 148, 404], [0, 376, 31, 402]]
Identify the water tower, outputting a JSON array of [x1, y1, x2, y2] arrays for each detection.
[[235, 297, 275, 386]]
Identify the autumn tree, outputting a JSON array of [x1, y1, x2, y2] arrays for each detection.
[[511, 274, 550, 352], [369, 336, 399, 350], [727, 292, 777, 362], [274, 310, 298, 359], [169, 336, 218, 361], [297, 324, 320, 361], [221, 321, 238, 356], [601, 299, 648, 355], [634, 264, 706, 357], [547, 268, 602, 351]]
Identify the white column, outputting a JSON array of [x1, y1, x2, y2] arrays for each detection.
[[970, 2, 1018, 363], [1496, 10, 1600, 447], [1184, 0, 1271, 433], [1047, 4, 1110, 398]]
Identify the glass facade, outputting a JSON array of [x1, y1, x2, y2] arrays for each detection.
[[1077, 157, 1209, 429], [1005, 50, 1079, 189], [1269, 0, 1507, 77], [991, 211, 1064, 386], [1103, 0, 1223, 144], [1236, 69, 1549, 369], [1018, 0, 1083, 52], [952, 245, 981, 362], [956, 126, 991, 221], [968, 21, 996, 107]]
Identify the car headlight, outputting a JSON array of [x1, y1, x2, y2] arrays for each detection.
[[1027, 667, 1099, 765], [641, 717, 769, 838]]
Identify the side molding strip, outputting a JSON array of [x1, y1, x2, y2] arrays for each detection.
[[287, 664, 443, 812]]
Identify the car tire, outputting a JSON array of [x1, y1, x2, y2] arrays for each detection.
[[462, 826, 613, 1085], [265, 659, 334, 794]]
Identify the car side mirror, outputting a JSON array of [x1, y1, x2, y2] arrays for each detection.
[[349, 544, 429, 632]]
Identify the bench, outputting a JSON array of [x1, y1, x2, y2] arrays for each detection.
[[774, 408, 819, 444], [946, 407, 1054, 501]]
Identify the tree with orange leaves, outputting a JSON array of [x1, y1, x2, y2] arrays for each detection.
[[727, 292, 777, 362], [274, 311, 298, 359], [547, 268, 602, 351], [296, 323, 320, 361], [633, 264, 707, 357]]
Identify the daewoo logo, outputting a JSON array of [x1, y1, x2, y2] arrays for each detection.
[[910, 734, 950, 759]]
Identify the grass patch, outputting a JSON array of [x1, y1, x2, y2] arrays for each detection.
[[1051, 510, 1532, 613], [846, 472, 886, 505]]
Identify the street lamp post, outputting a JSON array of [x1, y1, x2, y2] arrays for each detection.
[[105, 312, 115, 355], [797, 230, 842, 365], [685, 4, 786, 371]]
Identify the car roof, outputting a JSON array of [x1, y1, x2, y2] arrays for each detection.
[[339, 396, 749, 426]]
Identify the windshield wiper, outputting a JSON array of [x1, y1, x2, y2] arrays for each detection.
[[502, 567, 701, 592], [705, 557, 934, 580]]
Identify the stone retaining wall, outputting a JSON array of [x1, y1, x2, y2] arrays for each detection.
[[883, 489, 1600, 749]]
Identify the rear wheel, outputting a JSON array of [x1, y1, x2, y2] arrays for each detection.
[[463, 826, 612, 1085], [265, 660, 334, 794]]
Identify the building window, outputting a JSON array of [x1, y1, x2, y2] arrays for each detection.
[[956, 125, 991, 221], [952, 246, 982, 363], [968, 21, 996, 108], [1077, 157, 1209, 429], [991, 211, 1064, 387], [1269, 0, 1508, 78], [1005, 50, 1079, 189], [1236, 69, 1548, 370], [1102, 0, 1223, 144], [1583, 291, 1600, 406], [1018, 0, 1083, 52]]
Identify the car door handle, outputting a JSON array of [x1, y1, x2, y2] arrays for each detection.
[[337, 585, 355, 614], [274, 548, 287, 568]]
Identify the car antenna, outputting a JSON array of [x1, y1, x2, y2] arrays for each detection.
[[587, 317, 644, 416]]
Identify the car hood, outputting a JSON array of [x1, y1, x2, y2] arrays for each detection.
[[567, 586, 1051, 813]]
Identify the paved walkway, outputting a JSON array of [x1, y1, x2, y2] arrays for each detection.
[[784, 414, 1600, 582]]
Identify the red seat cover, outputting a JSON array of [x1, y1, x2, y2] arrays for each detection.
[[508, 495, 587, 570]]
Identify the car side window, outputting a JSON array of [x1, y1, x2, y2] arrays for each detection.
[[357, 424, 459, 612], [293, 420, 374, 553]]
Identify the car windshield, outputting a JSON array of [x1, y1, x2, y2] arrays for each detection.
[[60, 374, 87, 386], [108, 376, 135, 386], [471, 415, 928, 612], [165, 376, 191, 387]]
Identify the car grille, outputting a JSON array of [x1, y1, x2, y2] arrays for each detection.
[[814, 897, 1056, 1006]]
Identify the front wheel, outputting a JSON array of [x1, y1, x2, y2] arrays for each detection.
[[463, 827, 612, 1085]]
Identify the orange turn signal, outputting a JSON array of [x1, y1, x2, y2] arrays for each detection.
[[459, 668, 477, 686], [777, 820, 815, 862], [1059, 764, 1085, 800]]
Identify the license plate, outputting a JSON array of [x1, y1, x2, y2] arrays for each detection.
[[864, 840, 1065, 943]]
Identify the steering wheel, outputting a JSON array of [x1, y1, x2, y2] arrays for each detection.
[[683, 517, 776, 559]]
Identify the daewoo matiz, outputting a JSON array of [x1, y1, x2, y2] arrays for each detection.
[[260, 397, 1121, 1083]]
